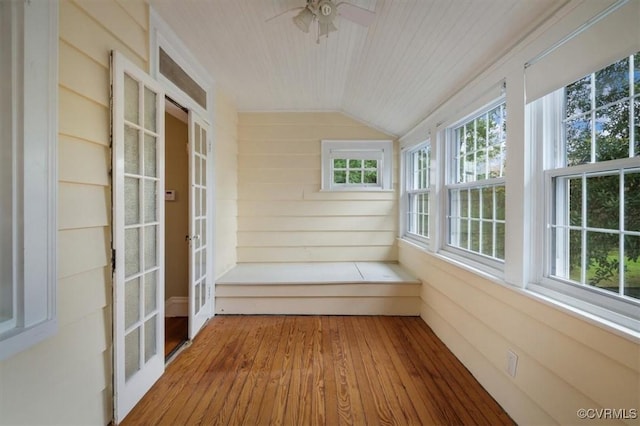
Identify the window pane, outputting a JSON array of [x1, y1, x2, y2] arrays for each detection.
[[595, 57, 629, 108], [125, 177, 140, 226], [334, 171, 346, 183], [144, 271, 157, 316], [364, 170, 377, 184], [586, 174, 619, 230], [124, 126, 139, 175], [569, 177, 582, 226], [595, 101, 629, 162], [566, 75, 591, 119], [364, 159, 377, 168], [624, 172, 640, 232], [348, 159, 361, 168], [144, 87, 157, 132], [586, 231, 619, 293], [569, 229, 582, 283], [125, 328, 140, 381], [476, 114, 487, 151], [144, 316, 157, 362], [124, 74, 139, 125], [565, 118, 591, 166], [495, 186, 505, 221], [349, 170, 362, 184], [470, 189, 480, 219], [125, 228, 140, 277], [125, 278, 140, 329], [144, 225, 157, 268], [144, 134, 157, 177], [624, 235, 640, 300], [334, 158, 346, 168], [470, 220, 480, 252], [481, 222, 494, 257], [144, 181, 156, 223], [495, 222, 505, 260], [458, 219, 469, 250], [482, 187, 493, 219], [457, 189, 469, 217]]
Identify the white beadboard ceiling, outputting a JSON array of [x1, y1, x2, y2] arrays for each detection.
[[150, 0, 563, 136]]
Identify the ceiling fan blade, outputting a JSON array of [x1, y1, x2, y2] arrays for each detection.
[[265, 6, 305, 23], [336, 2, 375, 27]]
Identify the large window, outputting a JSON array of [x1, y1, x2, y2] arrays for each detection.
[[321, 140, 393, 191], [535, 52, 640, 328], [0, 1, 58, 360], [447, 102, 507, 264], [404, 142, 431, 241]]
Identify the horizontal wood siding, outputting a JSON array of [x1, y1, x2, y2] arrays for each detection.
[[0, 1, 148, 424], [399, 240, 640, 426], [214, 91, 239, 278], [237, 112, 398, 263]]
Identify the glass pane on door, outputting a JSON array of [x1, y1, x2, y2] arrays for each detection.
[[120, 68, 163, 383]]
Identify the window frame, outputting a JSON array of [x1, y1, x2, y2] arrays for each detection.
[[0, 0, 58, 361], [321, 140, 393, 191], [443, 99, 507, 272], [528, 52, 640, 332], [403, 141, 431, 245]]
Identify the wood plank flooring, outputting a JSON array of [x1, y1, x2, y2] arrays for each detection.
[[124, 316, 514, 426], [165, 316, 188, 358]]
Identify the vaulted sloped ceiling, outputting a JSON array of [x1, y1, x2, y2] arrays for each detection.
[[150, 0, 564, 136]]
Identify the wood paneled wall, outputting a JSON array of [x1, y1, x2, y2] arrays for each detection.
[[0, 1, 147, 424], [237, 112, 398, 263], [214, 92, 239, 278], [400, 240, 640, 426]]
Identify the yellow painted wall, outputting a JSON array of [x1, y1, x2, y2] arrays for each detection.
[[164, 112, 189, 300], [400, 241, 640, 425], [0, 0, 148, 424], [397, 1, 640, 425], [237, 112, 397, 263], [214, 91, 239, 278]]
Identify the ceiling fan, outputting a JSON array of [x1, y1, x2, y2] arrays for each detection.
[[267, 0, 375, 43]]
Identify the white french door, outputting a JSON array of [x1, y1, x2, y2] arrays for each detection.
[[188, 112, 212, 338], [111, 51, 165, 423]]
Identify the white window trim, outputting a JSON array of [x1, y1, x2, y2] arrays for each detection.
[[402, 142, 431, 246], [0, 0, 58, 361], [528, 80, 640, 333], [441, 98, 507, 273], [321, 140, 393, 191]]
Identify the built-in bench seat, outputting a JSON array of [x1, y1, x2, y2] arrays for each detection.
[[216, 262, 422, 315]]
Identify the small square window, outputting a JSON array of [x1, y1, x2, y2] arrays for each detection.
[[321, 140, 393, 191]]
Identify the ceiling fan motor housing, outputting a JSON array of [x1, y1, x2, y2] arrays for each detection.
[[316, 0, 336, 24]]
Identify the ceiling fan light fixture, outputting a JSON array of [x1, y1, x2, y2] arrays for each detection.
[[293, 8, 314, 33], [318, 21, 337, 38]]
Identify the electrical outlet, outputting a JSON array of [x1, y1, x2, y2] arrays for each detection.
[[506, 350, 518, 377]]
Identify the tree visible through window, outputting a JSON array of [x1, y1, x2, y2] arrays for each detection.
[[333, 158, 379, 185], [448, 102, 506, 262], [405, 143, 430, 239], [551, 52, 640, 300]]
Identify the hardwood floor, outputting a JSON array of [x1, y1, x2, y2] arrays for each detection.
[[125, 316, 514, 426], [165, 317, 188, 358]]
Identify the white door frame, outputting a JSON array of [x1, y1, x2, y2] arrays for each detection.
[[150, 8, 216, 321]]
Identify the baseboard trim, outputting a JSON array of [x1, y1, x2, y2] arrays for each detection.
[[165, 296, 188, 317]]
